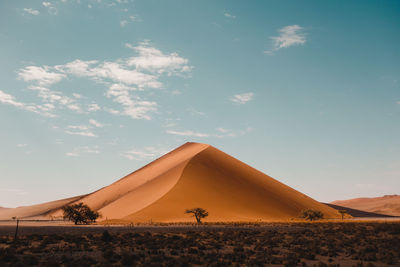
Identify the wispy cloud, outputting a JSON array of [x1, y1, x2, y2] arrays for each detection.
[[166, 130, 209, 138], [230, 92, 254, 104], [16, 144, 27, 148], [65, 130, 97, 137], [0, 90, 56, 117], [87, 103, 100, 112], [65, 146, 100, 157], [65, 119, 103, 137], [18, 66, 65, 86], [10, 41, 192, 120], [42, 2, 58, 15], [224, 12, 236, 19], [23, 8, 40, 15], [121, 146, 169, 161], [265, 25, 306, 54], [89, 119, 104, 127]]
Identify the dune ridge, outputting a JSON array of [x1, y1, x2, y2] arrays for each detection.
[[331, 195, 400, 216], [1, 142, 340, 222]]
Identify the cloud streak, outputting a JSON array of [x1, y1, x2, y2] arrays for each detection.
[[265, 25, 306, 54], [230, 92, 254, 104]]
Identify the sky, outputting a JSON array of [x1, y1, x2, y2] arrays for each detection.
[[0, 0, 399, 208]]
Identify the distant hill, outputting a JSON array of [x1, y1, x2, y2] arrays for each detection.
[[331, 195, 400, 216], [324, 203, 396, 218], [0, 142, 340, 222]]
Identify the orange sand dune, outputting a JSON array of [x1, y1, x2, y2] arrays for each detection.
[[331, 195, 400, 216], [1, 142, 339, 222], [0, 195, 85, 220]]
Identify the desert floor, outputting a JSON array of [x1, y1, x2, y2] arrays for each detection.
[[0, 221, 399, 266]]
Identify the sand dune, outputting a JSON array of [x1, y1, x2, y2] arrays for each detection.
[[324, 203, 396, 218], [331, 195, 400, 216], [1, 142, 340, 222], [0, 195, 85, 220]]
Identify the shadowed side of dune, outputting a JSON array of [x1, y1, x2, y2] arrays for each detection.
[[124, 146, 339, 222], [324, 203, 396, 218], [331, 195, 400, 216]]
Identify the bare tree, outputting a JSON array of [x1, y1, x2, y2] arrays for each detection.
[[185, 208, 209, 223]]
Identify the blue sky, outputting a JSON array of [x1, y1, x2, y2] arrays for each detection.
[[0, 0, 399, 207]]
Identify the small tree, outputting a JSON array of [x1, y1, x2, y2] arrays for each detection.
[[300, 209, 324, 221], [62, 203, 100, 225], [185, 208, 209, 223], [338, 209, 348, 220]]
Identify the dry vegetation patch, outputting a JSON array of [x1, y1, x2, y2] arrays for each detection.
[[0, 222, 399, 266]]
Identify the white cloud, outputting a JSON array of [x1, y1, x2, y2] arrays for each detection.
[[224, 12, 236, 19], [120, 20, 128, 27], [0, 90, 55, 117], [166, 130, 209, 138], [265, 25, 306, 54], [13, 42, 191, 120], [23, 8, 40, 15], [28, 86, 82, 113], [216, 127, 230, 133], [18, 66, 65, 86], [125, 42, 192, 75], [65, 130, 97, 137], [72, 93, 82, 99], [230, 92, 254, 104], [121, 146, 169, 161], [67, 125, 90, 130], [42, 2, 51, 7], [89, 119, 104, 127], [87, 103, 100, 112], [65, 146, 100, 157], [16, 144, 27, 148]]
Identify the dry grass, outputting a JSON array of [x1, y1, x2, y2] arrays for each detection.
[[0, 222, 399, 266]]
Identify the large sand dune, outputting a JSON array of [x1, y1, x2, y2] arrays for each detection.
[[331, 195, 400, 216], [1, 142, 339, 222]]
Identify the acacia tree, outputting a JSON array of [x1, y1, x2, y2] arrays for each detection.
[[300, 209, 324, 221], [338, 209, 348, 220], [185, 208, 209, 223], [62, 203, 100, 225]]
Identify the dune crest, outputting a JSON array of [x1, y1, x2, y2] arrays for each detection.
[[1, 142, 339, 221]]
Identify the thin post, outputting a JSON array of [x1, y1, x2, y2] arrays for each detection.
[[14, 219, 19, 241]]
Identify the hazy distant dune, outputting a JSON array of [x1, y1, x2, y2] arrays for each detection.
[[331, 195, 400, 216]]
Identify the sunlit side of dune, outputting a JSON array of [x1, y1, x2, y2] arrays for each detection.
[[1, 142, 339, 222]]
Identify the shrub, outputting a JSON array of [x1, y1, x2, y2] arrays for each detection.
[[300, 209, 324, 221]]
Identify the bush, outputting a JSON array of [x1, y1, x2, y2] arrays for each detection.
[[300, 209, 324, 221]]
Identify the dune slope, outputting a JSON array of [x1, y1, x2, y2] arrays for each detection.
[[1, 142, 339, 222], [0, 195, 85, 220], [124, 145, 339, 222], [331, 195, 400, 216]]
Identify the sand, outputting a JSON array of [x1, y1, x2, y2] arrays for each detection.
[[331, 195, 400, 216], [1, 142, 340, 222], [0, 195, 85, 220]]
